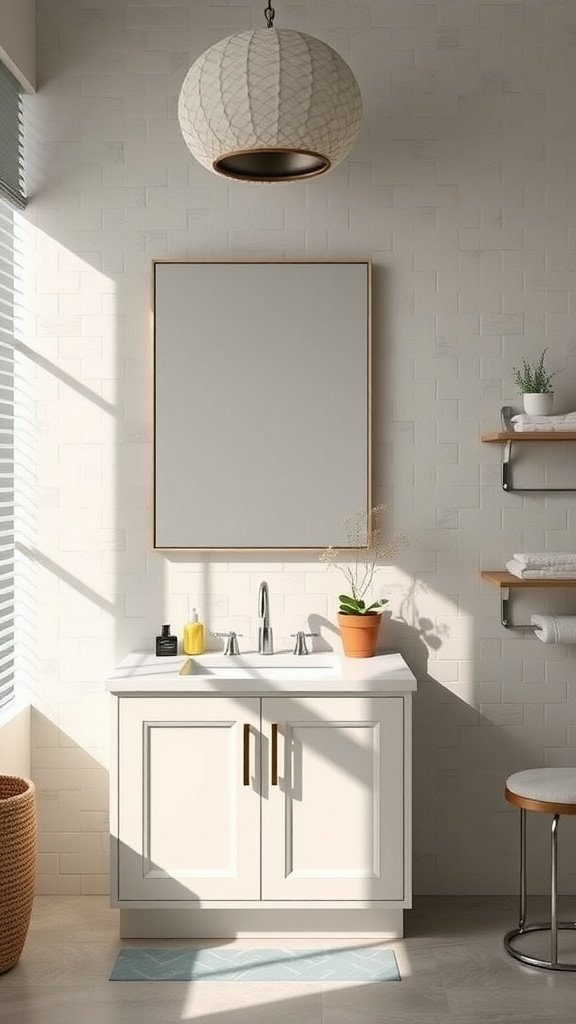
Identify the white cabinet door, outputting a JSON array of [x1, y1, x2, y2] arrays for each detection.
[[261, 697, 404, 901], [117, 697, 261, 901]]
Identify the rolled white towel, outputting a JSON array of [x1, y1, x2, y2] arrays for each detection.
[[506, 559, 576, 579], [513, 553, 576, 570], [531, 615, 576, 644]]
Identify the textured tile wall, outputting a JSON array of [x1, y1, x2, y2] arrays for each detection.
[[23, 0, 576, 895]]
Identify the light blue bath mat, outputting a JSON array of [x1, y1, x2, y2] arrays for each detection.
[[110, 947, 400, 982]]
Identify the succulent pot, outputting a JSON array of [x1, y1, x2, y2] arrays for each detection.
[[0, 775, 37, 974], [523, 393, 554, 415], [338, 612, 382, 658]]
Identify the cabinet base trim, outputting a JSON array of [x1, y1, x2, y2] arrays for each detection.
[[119, 909, 404, 939]]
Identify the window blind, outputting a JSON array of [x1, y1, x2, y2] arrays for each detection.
[[0, 61, 25, 209], [0, 199, 15, 709]]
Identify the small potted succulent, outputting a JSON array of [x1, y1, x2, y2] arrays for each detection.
[[320, 505, 407, 658], [512, 348, 556, 415]]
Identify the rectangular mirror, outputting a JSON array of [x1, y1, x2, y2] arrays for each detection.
[[154, 260, 371, 550]]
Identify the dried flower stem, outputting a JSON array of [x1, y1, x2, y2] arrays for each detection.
[[319, 505, 408, 612]]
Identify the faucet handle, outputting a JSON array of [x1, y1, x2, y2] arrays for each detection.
[[213, 631, 242, 656], [290, 631, 318, 656]]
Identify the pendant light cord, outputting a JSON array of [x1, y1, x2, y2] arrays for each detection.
[[264, 2, 275, 27]]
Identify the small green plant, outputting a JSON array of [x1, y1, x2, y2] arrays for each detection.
[[319, 504, 407, 616], [512, 349, 555, 394], [338, 594, 388, 616]]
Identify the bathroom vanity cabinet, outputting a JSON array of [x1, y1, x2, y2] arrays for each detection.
[[107, 651, 416, 937]]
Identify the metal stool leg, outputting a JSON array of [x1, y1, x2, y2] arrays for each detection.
[[519, 807, 527, 929], [504, 809, 576, 970], [551, 815, 559, 966]]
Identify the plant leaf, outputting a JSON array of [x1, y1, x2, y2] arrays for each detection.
[[512, 348, 556, 394]]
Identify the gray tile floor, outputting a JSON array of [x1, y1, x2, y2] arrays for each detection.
[[2, 896, 576, 1023]]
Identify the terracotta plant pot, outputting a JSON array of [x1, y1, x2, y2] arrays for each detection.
[[0, 776, 37, 974], [338, 612, 382, 658]]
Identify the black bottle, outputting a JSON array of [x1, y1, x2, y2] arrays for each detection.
[[156, 624, 177, 657]]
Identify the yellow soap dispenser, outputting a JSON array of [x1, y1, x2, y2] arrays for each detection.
[[183, 606, 204, 655]]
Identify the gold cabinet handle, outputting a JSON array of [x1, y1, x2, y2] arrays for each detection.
[[271, 723, 278, 786], [243, 723, 250, 786]]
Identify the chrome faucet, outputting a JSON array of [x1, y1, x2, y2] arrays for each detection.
[[258, 580, 274, 654]]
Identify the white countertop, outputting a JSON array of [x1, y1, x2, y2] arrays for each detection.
[[106, 650, 417, 695]]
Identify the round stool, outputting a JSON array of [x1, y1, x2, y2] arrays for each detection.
[[505, 768, 576, 970]]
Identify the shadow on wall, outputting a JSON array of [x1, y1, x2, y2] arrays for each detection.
[[31, 709, 110, 896]]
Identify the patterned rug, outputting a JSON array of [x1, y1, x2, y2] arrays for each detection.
[[110, 947, 400, 982]]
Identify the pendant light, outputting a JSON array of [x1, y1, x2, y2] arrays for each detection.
[[178, 3, 362, 183]]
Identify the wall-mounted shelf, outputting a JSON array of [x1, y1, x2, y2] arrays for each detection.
[[481, 408, 576, 491], [481, 571, 576, 588], [482, 432, 576, 443], [481, 571, 576, 629]]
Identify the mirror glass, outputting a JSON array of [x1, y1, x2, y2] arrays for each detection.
[[154, 261, 370, 550]]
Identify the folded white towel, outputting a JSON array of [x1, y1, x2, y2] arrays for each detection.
[[531, 615, 576, 644], [513, 423, 576, 432], [512, 412, 576, 424], [513, 553, 576, 569], [506, 558, 576, 579], [511, 412, 576, 432]]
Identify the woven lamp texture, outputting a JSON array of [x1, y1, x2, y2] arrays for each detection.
[[0, 775, 37, 974], [178, 29, 362, 181]]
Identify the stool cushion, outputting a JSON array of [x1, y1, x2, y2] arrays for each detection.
[[506, 768, 576, 806]]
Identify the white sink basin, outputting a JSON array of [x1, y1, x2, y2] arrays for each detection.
[[180, 653, 338, 681], [106, 650, 418, 695]]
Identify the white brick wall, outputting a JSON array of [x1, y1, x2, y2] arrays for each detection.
[[21, 0, 576, 895]]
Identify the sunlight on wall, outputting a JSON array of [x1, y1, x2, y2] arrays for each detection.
[[16, 216, 116, 769]]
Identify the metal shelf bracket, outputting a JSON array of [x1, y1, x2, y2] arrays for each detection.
[[500, 406, 576, 493], [501, 587, 537, 631]]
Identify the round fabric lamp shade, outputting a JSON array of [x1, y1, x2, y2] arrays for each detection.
[[178, 29, 362, 182]]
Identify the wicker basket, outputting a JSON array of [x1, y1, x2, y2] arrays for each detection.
[[0, 775, 37, 974]]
